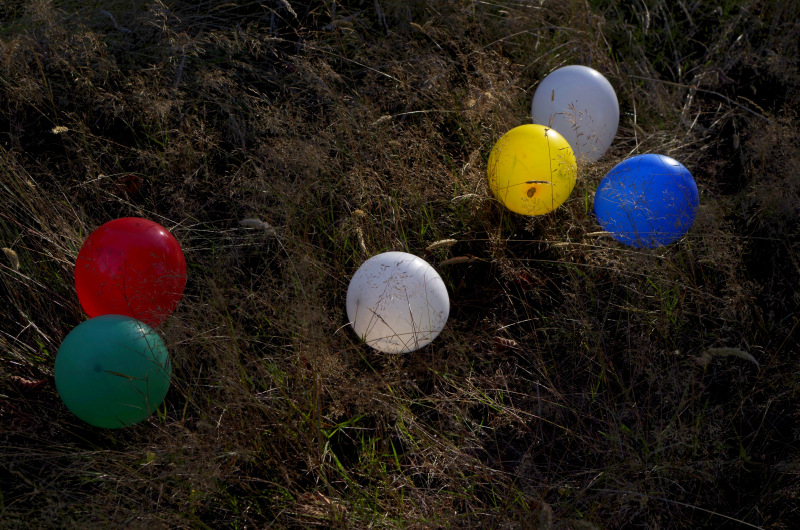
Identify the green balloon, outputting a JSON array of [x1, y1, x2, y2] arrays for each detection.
[[55, 314, 172, 429]]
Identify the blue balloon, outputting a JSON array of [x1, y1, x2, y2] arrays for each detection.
[[593, 154, 699, 248]]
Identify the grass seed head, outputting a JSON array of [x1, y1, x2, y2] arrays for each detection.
[[2, 247, 20, 270]]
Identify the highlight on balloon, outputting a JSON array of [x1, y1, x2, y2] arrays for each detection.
[[487, 124, 577, 216], [593, 154, 700, 248], [346, 252, 450, 354]]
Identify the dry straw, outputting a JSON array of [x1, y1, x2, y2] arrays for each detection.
[[426, 239, 457, 251], [2, 247, 20, 270], [439, 256, 480, 266], [239, 218, 277, 237], [355, 227, 367, 254], [695, 347, 760, 369]]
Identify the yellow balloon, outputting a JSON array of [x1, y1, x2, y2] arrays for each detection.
[[487, 124, 577, 216]]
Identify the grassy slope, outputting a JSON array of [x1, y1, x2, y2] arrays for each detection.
[[1, 0, 799, 527]]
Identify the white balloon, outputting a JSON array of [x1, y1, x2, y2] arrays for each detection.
[[531, 65, 619, 164], [346, 252, 449, 354]]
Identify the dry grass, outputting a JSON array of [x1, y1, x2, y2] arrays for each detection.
[[1, 0, 799, 527]]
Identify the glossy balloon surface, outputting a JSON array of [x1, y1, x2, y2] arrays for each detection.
[[346, 252, 449, 354], [75, 217, 186, 328], [594, 154, 700, 248], [531, 65, 619, 164], [487, 124, 577, 216], [55, 315, 171, 429]]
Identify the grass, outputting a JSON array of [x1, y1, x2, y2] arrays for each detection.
[[1, 0, 800, 527]]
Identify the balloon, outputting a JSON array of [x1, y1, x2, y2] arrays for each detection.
[[75, 217, 186, 328], [531, 65, 619, 164], [346, 252, 449, 353], [593, 154, 700, 248], [487, 124, 577, 216], [55, 314, 172, 429]]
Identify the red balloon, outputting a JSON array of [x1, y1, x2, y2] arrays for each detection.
[[75, 218, 186, 327]]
